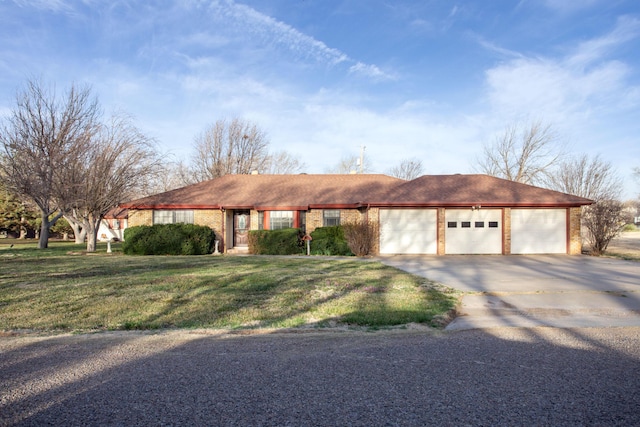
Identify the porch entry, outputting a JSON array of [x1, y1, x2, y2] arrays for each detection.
[[233, 210, 250, 247]]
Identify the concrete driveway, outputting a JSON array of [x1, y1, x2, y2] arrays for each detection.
[[378, 255, 640, 330]]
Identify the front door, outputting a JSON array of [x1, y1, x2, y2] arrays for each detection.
[[234, 211, 250, 247]]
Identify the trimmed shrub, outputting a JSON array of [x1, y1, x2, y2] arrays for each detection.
[[342, 220, 379, 256], [248, 228, 305, 255], [309, 226, 353, 256], [123, 224, 216, 255]]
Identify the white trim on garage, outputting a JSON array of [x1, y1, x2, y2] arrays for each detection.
[[511, 208, 567, 254], [379, 209, 437, 254], [445, 209, 502, 254]]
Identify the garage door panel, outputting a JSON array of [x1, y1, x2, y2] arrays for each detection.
[[511, 209, 566, 254], [445, 209, 502, 254], [380, 209, 437, 254]]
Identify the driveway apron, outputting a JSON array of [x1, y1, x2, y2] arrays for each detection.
[[377, 255, 640, 330]]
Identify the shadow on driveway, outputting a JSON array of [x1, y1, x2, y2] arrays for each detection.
[[377, 255, 640, 330]]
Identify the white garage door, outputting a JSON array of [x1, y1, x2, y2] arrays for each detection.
[[511, 209, 567, 254], [445, 209, 502, 254], [380, 209, 437, 254]]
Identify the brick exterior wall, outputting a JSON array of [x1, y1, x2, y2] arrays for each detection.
[[127, 210, 152, 227], [194, 210, 224, 240], [305, 210, 323, 234], [341, 209, 364, 225], [250, 210, 260, 230], [568, 207, 583, 255], [503, 208, 511, 255], [128, 205, 584, 255], [305, 208, 367, 235], [365, 207, 380, 255]]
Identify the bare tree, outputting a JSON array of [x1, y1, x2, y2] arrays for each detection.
[[547, 154, 625, 255], [476, 120, 564, 185], [191, 118, 269, 181], [0, 80, 100, 248], [64, 113, 161, 252], [264, 150, 306, 174], [143, 160, 196, 194], [546, 154, 622, 200], [582, 199, 627, 255], [387, 158, 424, 180]]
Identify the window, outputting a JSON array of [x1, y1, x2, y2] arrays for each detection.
[[461, 221, 471, 228], [447, 222, 457, 228], [270, 211, 294, 230], [113, 219, 120, 229], [489, 221, 499, 228], [175, 211, 194, 224], [153, 210, 194, 224], [475, 221, 485, 228], [323, 210, 340, 227], [153, 210, 173, 224]]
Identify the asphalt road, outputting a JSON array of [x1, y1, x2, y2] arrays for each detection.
[[2, 328, 640, 426], [377, 255, 640, 330]]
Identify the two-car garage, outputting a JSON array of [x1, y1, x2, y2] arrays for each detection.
[[379, 208, 570, 255]]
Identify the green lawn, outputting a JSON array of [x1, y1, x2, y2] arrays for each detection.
[[0, 240, 459, 333]]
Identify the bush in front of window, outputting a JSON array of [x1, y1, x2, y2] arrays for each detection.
[[309, 226, 353, 256], [122, 224, 216, 255], [248, 228, 305, 255]]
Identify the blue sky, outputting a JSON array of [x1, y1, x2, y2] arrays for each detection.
[[1, 0, 639, 197]]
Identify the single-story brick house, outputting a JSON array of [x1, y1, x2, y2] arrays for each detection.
[[120, 173, 593, 255]]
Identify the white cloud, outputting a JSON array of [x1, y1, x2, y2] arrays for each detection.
[[208, 0, 348, 66], [480, 15, 640, 198], [568, 16, 640, 68], [348, 62, 395, 81], [484, 16, 640, 124], [476, 36, 525, 59], [206, 0, 388, 79]]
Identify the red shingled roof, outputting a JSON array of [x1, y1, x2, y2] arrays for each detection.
[[379, 174, 593, 207], [122, 174, 404, 210], [121, 173, 592, 210]]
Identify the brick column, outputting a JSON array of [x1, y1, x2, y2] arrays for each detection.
[[568, 207, 583, 255], [437, 208, 446, 255], [503, 208, 511, 255]]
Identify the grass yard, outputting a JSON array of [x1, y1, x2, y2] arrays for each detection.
[[604, 231, 640, 261], [0, 240, 458, 333]]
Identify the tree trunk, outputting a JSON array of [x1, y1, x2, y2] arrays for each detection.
[[66, 215, 86, 243], [38, 214, 50, 249], [85, 215, 101, 252], [75, 227, 87, 244], [19, 217, 27, 239]]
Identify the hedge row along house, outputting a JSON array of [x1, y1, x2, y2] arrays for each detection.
[[120, 173, 593, 255]]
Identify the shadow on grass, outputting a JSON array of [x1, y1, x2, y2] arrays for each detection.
[[97, 258, 458, 331]]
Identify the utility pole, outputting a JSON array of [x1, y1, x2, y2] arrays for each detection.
[[358, 145, 366, 174]]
